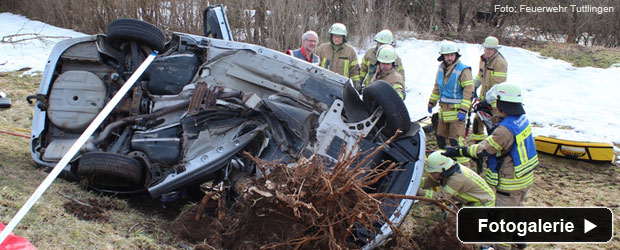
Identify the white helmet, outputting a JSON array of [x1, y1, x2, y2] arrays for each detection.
[[425, 151, 454, 173], [483, 36, 501, 49], [329, 23, 347, 36], [374, 29, 393, 44], [376, 45, 397, 64], [439, 41, 459, 55]]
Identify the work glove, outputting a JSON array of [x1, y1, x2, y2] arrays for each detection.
[[428, 106, 433, 114], [442, 146, 461, 157], [457, 109, 467, 121], [443, 146, 472, 158]]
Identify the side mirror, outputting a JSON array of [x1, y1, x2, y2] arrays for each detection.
[[203, 4, 233, 41]]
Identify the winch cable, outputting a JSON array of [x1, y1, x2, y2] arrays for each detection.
[[0, 51, 158, 244]]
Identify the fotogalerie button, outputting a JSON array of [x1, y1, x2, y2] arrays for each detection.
[[456, 207, 613, 243]]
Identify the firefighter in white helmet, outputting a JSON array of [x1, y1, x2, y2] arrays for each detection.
[[368, 45, 405, 99], [316, 23, 361, 85], [417, 150, 495, 207], [359, 29, 405, 91], [472, 36, 508, 145], [427, 41, 475, 166], [443, 83, 537, 250]]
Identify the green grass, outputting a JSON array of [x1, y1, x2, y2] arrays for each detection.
[[528, 42, 620, 68]]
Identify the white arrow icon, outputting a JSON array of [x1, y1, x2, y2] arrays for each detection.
[[584, 219, 597, 233]]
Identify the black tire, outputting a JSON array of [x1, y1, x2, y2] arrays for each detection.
[[77, 152, 144, 190], [363, 80, 411, 137], [106, 19, 165, 52]]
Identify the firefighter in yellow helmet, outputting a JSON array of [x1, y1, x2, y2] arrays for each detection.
[[316, 23, 361, 85], [427, 41, 474, 166], [443, 83, 537, 250], [417, 151, 495, 207], [368, 45, 405, 99], [472, 36, 508, 143], [359, 29, 405, 91]]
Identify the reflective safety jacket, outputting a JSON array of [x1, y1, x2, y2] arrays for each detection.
[[466, 114, 538, 191], [428, 60, 474, 123], [316, 42, 360, 81], [360, 46, 404, 87], [369, 67, 405, 99], [287, 47, 320, 65], [417, 164, 495, 207], [475, 52, 507, 99]]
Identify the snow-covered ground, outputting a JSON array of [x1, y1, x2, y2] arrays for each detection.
[[0, 13, 84, 75], [1, 12, 619, 147]]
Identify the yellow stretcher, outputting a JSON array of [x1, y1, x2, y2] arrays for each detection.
[[534, 136, 616, 163]]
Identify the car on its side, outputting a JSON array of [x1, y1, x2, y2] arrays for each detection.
[[29, 5, 426, 249]]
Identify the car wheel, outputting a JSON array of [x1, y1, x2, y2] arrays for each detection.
[[363, 80, 411, 137], [106, 19, 165, 52], [77, 152, 144, 190]]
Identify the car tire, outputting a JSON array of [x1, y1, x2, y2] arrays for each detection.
[[106, 19, 165, 52], [77, 152, 144, 190], [363, 80, 411, 137]]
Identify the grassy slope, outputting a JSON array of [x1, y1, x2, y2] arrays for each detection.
[[526, 42, 620, 68], [1, 69, 618, 249]]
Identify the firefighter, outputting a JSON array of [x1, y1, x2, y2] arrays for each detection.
[[417, 151, 495, 207], [368, 45, 405, 99], [316, 23, 361, 86], [286, 30, 320, 65], [427, 41, 474, 166], [443, 83, 538, 250], [359, 29, 404, 90], [472, 36, 507, 143]]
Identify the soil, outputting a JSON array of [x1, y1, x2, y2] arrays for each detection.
[[422, 215, 474, 250], [63, 199, 109, 222], [168, 150, 398, 249]]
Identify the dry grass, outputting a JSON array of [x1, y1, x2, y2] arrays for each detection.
[[409, 133, 620, 250], [1, 70, 619, 249]]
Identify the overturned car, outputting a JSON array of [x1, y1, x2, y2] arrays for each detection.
[[29, 5, 425, 248]]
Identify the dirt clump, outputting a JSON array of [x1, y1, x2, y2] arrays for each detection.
[[422, 215, 474, 250], [63, 199, 109, 222], [170, 136, 403, 249]]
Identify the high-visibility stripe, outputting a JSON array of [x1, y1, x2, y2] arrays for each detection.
[[321, 58, 327, 68], [430, 93, 440, 101], [460, 79, 474, 87], [440, 110, 459, 122], [492, 72, 507, 77], [456, 156, 469, 163], [350, 75, 361, 81], [468, 144, 479, 158], [343, 59, 350, 77], [462, 167, 495, 204], [424, 189, 434, 198], [485, 136, 502, 152], [460, 99, 472, 109], [472, 133, 486, 141]]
